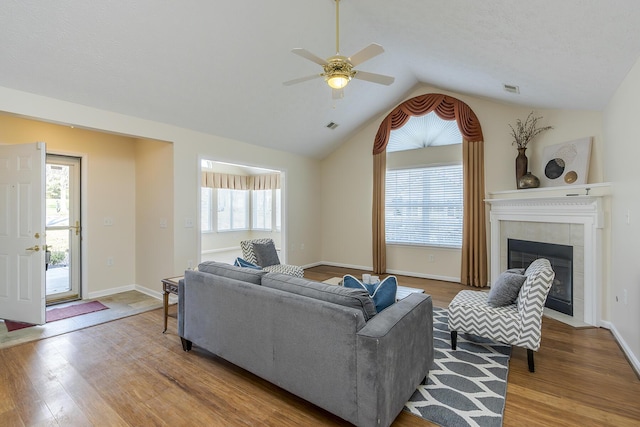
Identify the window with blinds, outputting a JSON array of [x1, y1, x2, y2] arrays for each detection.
[[385, 164, 463, 248]]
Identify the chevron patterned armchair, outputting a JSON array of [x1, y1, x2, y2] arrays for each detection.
[[448, 258, 555, 372], [240, 238, 304, 277]]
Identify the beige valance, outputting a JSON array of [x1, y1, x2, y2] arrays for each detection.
[[201, 172, 280, 190]]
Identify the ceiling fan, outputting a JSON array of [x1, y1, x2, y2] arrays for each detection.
[[283, 0, 394, 98]]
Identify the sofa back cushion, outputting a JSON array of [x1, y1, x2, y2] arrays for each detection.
[[197, 261, 266, 285], [262, 273, 378, 321]]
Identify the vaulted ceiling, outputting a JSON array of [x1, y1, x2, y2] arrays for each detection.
[[2, 1, 640, 158]]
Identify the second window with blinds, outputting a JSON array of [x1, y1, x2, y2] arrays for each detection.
[[385, 165, 463, 248], [201, 187, 281, 233]]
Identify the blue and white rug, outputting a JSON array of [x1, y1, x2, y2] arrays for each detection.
[[405, 307, 511, 427]]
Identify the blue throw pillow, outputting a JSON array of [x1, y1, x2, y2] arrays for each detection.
[[234, 257, 262, 270], [343, 274, 397, 312]]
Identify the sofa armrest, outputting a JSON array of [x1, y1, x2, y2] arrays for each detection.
[[355, 293, 433, 427]]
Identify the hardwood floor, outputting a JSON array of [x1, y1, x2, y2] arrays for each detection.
[[1, 265, 638, 426]]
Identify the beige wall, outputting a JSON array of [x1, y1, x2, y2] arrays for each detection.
[[0, 114, 139, 296], [0, 86, 322, 297], [320, 84, 604, 281], [135, 138, 174, 290], [603, 56, 640, 370]]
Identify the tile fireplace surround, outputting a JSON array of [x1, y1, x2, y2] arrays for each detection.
[[486, 184, 610, 327]]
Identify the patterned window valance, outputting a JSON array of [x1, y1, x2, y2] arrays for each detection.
[[373, 93, 483, 155], [201, 172, 280, 190]]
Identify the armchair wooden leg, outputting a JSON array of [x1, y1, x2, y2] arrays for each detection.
[[451, 331, 457, 350], [527, 349, 535, 372]]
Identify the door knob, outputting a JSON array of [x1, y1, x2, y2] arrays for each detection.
[[26, 245, 40, 252]]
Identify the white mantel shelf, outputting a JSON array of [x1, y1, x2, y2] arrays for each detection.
[[485, 184, 610, 327], [487, 182, 611, 200]]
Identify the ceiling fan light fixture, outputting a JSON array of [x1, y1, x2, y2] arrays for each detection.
[[326, 74, 350, 89]]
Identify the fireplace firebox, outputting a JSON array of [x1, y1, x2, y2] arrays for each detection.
[[508, 239, 573, 316]]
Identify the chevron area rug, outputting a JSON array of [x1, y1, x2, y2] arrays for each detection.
[[404, 307, 511, 427]]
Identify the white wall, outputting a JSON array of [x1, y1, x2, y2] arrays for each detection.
[[603, 57, 640, 371], [0, 86, 322, 295], [320, 84, 604, 281]]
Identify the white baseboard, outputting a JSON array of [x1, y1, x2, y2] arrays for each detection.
[[85, 284, 177, 303], [201, 246, 240, 255], [317, 260, 374, 272], [314, 261, 460, 283], [85, 284, 136, 300], [606, 321, 640, 377], [386, 268, 459, 283]]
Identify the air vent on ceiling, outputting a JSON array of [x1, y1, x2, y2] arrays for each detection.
[[503, 84, 520, 94], [326, 122, 339, 130]]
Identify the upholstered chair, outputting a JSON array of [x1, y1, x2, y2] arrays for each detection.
[[240, 238, 304, 277], [448, 258, 555, 372]]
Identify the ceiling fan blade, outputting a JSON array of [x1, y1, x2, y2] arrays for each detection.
[[348, 43, 385, 66], [353, 70, 395, 86], [332, 88, 344, 100], [283, 74, 322, 86], [291, 48, 328, 66]]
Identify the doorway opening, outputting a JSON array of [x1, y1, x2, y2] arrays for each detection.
[[45, 154, 82, 305], [199, 159, 286, 265]]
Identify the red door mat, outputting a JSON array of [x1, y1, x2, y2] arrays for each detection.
[[3, 300, 109, 332]]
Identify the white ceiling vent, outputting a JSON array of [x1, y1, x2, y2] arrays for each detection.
[[326, 122, 339, 130], [503, 84, 520, 94]]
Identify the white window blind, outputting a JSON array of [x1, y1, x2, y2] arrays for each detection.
[[217, 189, 249, 231], [201, 187, 213, 232], [252, 190, 272, 230], [385, 164, 463, 248]]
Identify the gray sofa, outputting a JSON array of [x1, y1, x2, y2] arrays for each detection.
[[178, 261, 434, 427]]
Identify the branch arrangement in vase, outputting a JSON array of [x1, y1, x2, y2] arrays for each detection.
[[509, 112, 553, 149]]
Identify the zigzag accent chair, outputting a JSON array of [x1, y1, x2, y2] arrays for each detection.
[[448, 258, 555, 372], [240, 238, 304, 277]]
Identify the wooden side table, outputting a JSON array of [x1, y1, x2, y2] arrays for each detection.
[[162, 276, 182, 333]]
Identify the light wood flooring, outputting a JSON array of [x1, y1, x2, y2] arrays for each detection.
[[1, 265, 639, 426]]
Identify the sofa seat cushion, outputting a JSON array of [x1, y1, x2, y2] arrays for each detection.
[[197, 261, 266, 285], [262, 273, 377, 321], [263, 264, 304, 277], [448, 289, 520, 345]]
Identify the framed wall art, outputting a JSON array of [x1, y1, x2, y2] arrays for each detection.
[[538, 137, 592, 187]]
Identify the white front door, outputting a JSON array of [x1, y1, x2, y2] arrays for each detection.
[[0, 142, 46, 324]]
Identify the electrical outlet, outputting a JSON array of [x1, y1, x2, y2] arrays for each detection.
[[159, 218, 167, 228], [107, 257, 114, 266], [184, 217, 194, 228], [623, 289, 628, 305], [428, 255, 435, 262], [187, 259, 193, 270], [103, 217, 114, 226]]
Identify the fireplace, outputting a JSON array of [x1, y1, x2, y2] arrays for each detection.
[[487, 192, 607, 326], [508, 239, 573, 316]]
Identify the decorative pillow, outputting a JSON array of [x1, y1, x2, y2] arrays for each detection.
[[487, 271, 527, 307], [261, 273, 377, 321], [253, 241, 280, 267], [343, 274, 397, 312], [233, 257, 262, 270], [506, 267, 525, 275]]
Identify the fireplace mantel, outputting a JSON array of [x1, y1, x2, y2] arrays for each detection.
[[486, 184, 610, 327]]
